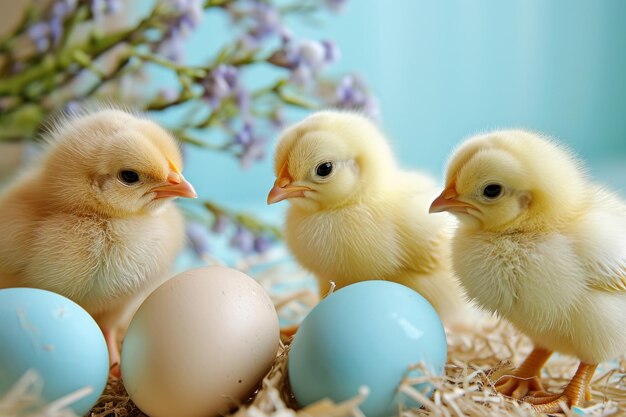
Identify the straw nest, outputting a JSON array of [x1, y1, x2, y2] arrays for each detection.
[[2, 258, 625, 417]]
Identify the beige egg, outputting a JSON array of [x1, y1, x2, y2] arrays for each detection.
[[121, 266, 279, 417]]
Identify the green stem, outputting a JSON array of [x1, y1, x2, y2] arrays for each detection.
[[176, 132, 232, 151], [57, 5, 89, 54], [275, 86, 318, 109], [0, 1, 161, 99], [202, 201, 283, 239], [131, 51, 207, 78], [252, 79, 287, 99], [72, 49, 106, 78], [77, 55, 132, 99], [279, 0, 321, 15], [204, 0, 233, 7], [146, 91, 202, 111]]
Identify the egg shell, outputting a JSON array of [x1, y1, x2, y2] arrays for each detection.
[[0, 288, 109, 415], [121, 266, 280, 417], [288, 281, 447, 417]]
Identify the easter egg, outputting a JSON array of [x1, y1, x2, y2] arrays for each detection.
[[0, 288, 109, 415], [288, 281, 447, 417], [121, 266, 280, 417]]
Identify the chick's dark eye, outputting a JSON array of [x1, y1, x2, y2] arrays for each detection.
[[316, 162, 333, 177], [119, 170, 140, 184], [483, 183, 503, 199]]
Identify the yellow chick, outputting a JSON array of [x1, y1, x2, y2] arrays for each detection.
[[0, 108, 197, 374], [430, 129, 626, 412], [267, 111, 468, 326]]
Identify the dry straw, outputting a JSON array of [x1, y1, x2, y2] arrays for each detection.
[[2, 260, 624, 417]]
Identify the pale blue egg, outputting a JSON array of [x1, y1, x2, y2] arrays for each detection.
[[288, 281, 447, 417], [0, 288, 109, 415]]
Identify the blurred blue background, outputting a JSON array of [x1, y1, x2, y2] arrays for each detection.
[[3, 0, 624, 265], [174, 0, 626, 226]]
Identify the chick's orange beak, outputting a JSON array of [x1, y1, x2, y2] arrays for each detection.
[[153, 171, 197, 199], [267, 162, 312, 205], [429, 187, 475, 214]]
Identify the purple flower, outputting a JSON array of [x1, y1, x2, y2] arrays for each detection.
[[211, 214, 230, 234], [269, 39, 340, 87], [240, 138, 266, 169], [55, 0, 78, 16], [325, 0, 349, 13], [172, 0, 204, 36], [187, 222, 211, 256], [233, 123, 267, 169], [63, 100, 82, 115], [239, 138, 267, 169], [159, 0, 204, 62], [27, 22, 50, 52], [49, 0, 76, 45], [333, 74, 380, 120], [322, 40, 340, 63], [227, 1, 283, 50], [243, 3, 282, 48], [279, 27, 293, 44], [249, 3, 281, 36], [233, 122, 254, 146], [105, 0, 122, 14], [27, 0, 79, 51], [50, 0, 76, 45], [295, 40, 327, 71], [253, 235, 272, 253], [48, 16, 63, 44], [235, 89, 251, 117], [270, 108, 287, 129], [230, 225, 255, 253], [289, 65, 313, 86], [336, 74, 365, 104], [160, 36, 185, 63], [203, 65, 240, 107], [289, 40, 339, 85], [91, 0, 121, 19]]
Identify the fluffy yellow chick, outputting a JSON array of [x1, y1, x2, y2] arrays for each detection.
[[430, 129, 626, 412], [0, 108, 197, 374], [267, 111, 468, 326]]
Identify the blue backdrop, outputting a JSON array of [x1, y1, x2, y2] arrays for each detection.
[[166, 0, 626, 228]]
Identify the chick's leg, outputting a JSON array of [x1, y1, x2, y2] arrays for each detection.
[[495, 347, 552, 399], [524, 362, 597, 413], [280, 325, 299, 341], [584, 365, 595, 401], [93, 296, 144, 378], [102, 327, 121, 377]]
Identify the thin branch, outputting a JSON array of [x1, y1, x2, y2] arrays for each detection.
[[203, 201, 283, 239], [77, 55, 132, 99], [130, 51, 207, 78]]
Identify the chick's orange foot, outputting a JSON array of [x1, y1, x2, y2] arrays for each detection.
[[494, 347, 552, 399], [280, 324, 299, 340], [523, 362, 597, 413], [496, 375, 546, 400]]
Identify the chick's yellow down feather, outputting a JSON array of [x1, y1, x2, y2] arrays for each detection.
[[430, 129, 626, 412], [0, 108, 197, 373], [267, 111, 470, 326]]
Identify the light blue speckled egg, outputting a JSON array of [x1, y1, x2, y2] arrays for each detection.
[[288, 281, 447, 417], [0, 288, 109, 415]]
